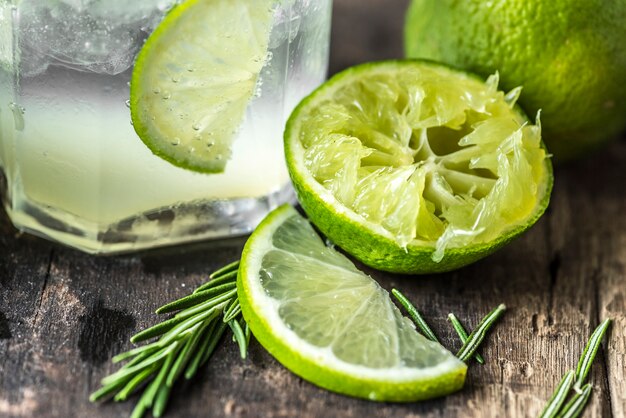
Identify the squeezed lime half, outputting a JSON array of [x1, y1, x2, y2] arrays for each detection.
[[237, 204, 467, 401], [285, 60, 553, 273], [131, 0, 273, 173]]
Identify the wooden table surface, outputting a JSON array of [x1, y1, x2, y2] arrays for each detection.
[[1, 1, 625, 417]]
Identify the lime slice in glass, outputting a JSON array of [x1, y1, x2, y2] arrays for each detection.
[[285, 60, 553, 273], [130, 0, 273, 173], [237, 204, 467, 401]]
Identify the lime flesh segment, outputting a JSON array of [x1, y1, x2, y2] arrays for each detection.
[[285, 60, 553, 273], [238, 204, 467, 401], [131, 0, 273, 173]]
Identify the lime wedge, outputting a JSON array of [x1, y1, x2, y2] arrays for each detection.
[[237, 204, 467, 401], [130, 0, 273, 173], [285, 60, 553, 273]]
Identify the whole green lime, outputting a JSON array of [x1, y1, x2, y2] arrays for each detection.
[[405, 0, 626, 161]]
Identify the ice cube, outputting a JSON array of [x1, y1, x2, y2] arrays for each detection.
[[17, 0, 177, 76]]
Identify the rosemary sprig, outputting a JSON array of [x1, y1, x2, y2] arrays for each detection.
[[539, 319, 611, 418], [447, 313, 485, 364], [90, 261, 246, 418]]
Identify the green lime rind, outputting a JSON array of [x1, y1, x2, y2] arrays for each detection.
[[130, 0, 271, 173], [288, 173, 552, 274], [237, 204, 467, 402], [404, 0, 626, 162], [284, 60, 553, 274]]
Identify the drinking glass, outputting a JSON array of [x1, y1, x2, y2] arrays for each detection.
[[0, 0, 332, 253]]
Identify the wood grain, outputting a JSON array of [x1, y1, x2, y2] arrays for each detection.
[[1, 0, 625, 417]]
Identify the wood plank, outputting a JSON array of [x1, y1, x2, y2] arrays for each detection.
[[2, 140, 623, 418], [580, 141, 626, 417]]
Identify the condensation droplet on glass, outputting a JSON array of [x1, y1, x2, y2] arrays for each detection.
[[162, 91, 171, 100], [254, 83, 263, 98], [8, 102, 25, 131], [153, 87, 161, 95], [124, 99, 131, 108], [157, 0, 172, 12], [192, 123, 201, 131], [171, 137, 180, 146]]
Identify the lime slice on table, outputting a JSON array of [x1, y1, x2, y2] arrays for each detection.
[[237, 204, 467, 402], [285, 60, 553, 274], [130, 0, 273, 173]]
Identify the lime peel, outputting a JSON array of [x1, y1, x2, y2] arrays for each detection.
[[285, 60, 553, 274]]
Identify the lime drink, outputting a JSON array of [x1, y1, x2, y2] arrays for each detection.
[[0, 0, 331, 253]]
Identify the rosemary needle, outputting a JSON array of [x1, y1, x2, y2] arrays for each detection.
[[538, 319, 611, 418], [193, 272, 238, 294], [198, 321, 229, 367], [447, 313, 485, 364], [223, 299, 243, 323], [574, 319, 611, 389], [91, 262, 248, 418], [191, 260, 239, 295], [209, 260, 240, 279], [391, 289, 440, 343], [538, 369, 575, 418], [556, 384, 592, 418], [456, 304, 506, 362], [156, 282, 237, 314], [114, 365, 159, 402], [229, 319, 248, 359], [184, 320, 219, 379]]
